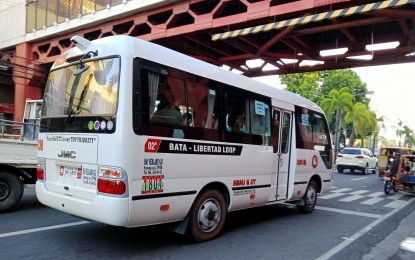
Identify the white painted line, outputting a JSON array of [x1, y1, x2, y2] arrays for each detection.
[[351, 177, 366, 181], [331, 188, 353, 193], [384, 200, 407, 208], [319, 193, 345, 199], [339, 195, 364, 202], [316, 206, 382, 219], [361, 197, 384, 205], [0, 221, 89, 238], [349, 190, 369, 195], [316, 197, 415, 260], [367, 192, 384, 197], [386, 193, 406, 200]]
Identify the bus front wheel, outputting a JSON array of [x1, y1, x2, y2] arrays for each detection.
[[188, 189, 227, 242], [297, 180, 317, 214]]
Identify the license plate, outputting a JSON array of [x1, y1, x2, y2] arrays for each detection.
[[59, 166, 82, 179], [383, 177, 391, 181]]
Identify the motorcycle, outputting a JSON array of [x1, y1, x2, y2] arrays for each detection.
[[383, 172, 398, 194]]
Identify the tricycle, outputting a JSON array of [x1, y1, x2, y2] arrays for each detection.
[[383, 155, 415, 194]]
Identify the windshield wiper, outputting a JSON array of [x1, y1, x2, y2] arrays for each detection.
[[66, 73, 93, 124]]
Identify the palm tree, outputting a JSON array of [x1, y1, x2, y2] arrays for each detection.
[[343, 102, 367, 146], [402, 125, 415, 147], [355, 109, 377, 147], [396, 119, 405, 147], [372, 115, 386, 153], [319, 87, 353, 161]]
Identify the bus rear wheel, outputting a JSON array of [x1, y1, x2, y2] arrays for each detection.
[[188, 189, 226, 242], [297, 180, 317, 214]]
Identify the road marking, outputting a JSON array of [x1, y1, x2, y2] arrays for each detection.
[[349, 190, 369, 195], [316, 206, 382, 219], [319, 193, 346, 199], [331, 188, 353, 193], [0, 221, 89, 238], [351, 177, 367, 181], [367, 192, 384, 197], [386, 193, 406, 200], [339, 195, 364, 202], [384, 200, 407, 208], [361, 197, 384, 205], [316, 197, 415, 260]]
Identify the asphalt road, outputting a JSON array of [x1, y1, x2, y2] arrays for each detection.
[[1, 171, 415, 260]]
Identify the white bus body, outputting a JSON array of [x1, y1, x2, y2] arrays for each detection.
[[36, 35, 332, 242]]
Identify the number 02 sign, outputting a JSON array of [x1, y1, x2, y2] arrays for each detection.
[[145, 139, 161, 153]]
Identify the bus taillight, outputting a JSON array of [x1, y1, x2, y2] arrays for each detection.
[[37, 159, 45, 181], [97, 166, 128, 196], [97, 178, 126, 195]]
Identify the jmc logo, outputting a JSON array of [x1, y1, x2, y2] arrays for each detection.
[[57, 150, 77, 159]]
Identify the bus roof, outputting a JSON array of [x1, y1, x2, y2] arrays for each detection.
[[57, 35, 322, 113]]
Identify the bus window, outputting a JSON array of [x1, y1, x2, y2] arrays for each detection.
[[187, 82, 219, 130], [249, 99, 271, 145], [272, 109, 280, 153], [150, 75, 185, 126], [295, 105, 332, 169], [281, 112, 291, 153]]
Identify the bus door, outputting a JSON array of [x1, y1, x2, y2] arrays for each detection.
[[272, 108, 292, 201]]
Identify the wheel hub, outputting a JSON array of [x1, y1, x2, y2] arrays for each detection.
[[198, 200, 220, 232], [0, 182, 10, 201], [306, 187, 316, 207]]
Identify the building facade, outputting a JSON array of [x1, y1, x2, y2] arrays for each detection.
[[0, 0, 174, 121]]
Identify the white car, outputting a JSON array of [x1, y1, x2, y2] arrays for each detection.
[[336, 147, 378, 174]]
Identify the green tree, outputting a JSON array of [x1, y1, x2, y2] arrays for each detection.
[[402, 125, 415, 148], [396, 119, 405, 147], [372, 115, 386, 152], [343, 102, 369, 146], [320, 69, 370, 106], [355, 109, 377, 147], [319, 87, 353, 161], [280, 71, 323, 102]]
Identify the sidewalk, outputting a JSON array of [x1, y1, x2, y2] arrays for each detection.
[[362, 204, 415, 260]]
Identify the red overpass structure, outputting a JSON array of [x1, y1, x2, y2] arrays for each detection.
[[1, 0, 415, 118]]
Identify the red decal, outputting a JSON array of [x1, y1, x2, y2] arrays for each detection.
[[59, 166, 64, 176], [145, 139, 161, 153], [37, 139, 44, 151], [312, 155, 318, 169], [77, 168, 82, 179]]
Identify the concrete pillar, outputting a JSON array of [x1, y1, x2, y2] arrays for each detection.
[[13, 42, 44, 122]]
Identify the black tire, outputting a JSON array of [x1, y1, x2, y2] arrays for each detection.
[[362, 164, 369, 175], [0, 171, 24, 212], [188, 189, 227, 242], [384, 181, 391, 194], [392, 182, 398, 192], [372, 163, 378, 174], [297, 180, 317, 214], [337, 167, 343, 174]]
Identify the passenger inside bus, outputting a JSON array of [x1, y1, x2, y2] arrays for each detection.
[[151, 93, 184, 125], [227, 114, 244, 133]]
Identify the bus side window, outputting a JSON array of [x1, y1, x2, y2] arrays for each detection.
[[281, 113, 291, 153], [224, 91, 250, 144]]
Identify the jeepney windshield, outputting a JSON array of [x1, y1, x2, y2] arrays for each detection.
[[43, 57, 120, 117]]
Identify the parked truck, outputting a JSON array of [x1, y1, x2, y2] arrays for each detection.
[[0, 99, 42, 212]]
